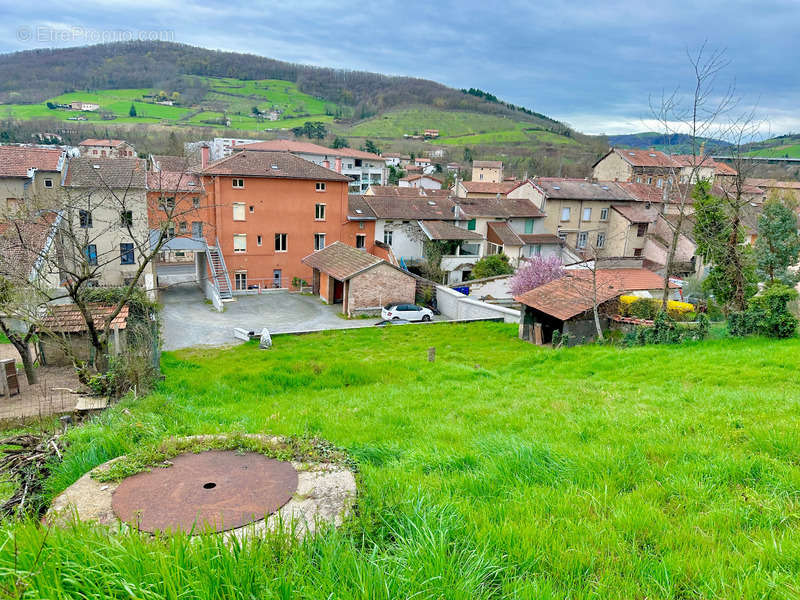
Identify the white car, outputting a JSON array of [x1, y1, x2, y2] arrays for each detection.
[[381, 303, 434, 322]]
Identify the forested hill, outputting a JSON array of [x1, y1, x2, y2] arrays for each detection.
[[0, 41, 561, 128]]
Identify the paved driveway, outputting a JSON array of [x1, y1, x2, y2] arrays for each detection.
[[160, 284, 383, 350]]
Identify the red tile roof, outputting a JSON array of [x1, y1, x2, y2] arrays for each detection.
[[301, 241, 384, 280], [40, 304, 129, 333], [515, 268, 668, 321], [235, 139, 383, 161], [202, 150, 351, 181], [613, 148, 678, 168], [611, 204, 660, 223], [0, 212, 59, 281], [0, 146, 65, 177], [460, 180, 521, 195]]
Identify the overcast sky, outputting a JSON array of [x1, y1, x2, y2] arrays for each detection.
[[1, 0, 798, 137]]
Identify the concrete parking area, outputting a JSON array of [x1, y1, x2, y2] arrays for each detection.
[[160, 284, 390, 351]]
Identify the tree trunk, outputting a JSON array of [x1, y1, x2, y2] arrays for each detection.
[[0, 320, 37, 384], [592, 270, 604, 341]]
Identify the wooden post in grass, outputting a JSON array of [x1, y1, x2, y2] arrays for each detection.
[[428, 347, 435, 362]]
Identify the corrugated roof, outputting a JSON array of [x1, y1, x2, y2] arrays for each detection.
[[515, 268, 668, 321], [301, 241, 384, 280], [202, 150, 351, 181], [40, 304, 129, 333], [65, 158, 147, 188], [419, 220, 484, 241], [0, 146, 65, 177], [236, 139, 383, 161], [487, 221, 524, 246]]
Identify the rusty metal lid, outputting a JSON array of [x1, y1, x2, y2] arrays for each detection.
[[112, 451, 298, 533]]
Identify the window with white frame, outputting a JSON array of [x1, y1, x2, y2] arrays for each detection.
[[314, 233, 326, 251], [596, 232, 606, 248], [232, 178, 244, 188], [487, 242, 503, 255], [600, 207, 609, 221], [656, 178, 663, 188], [315, 182, 326, 192], [560, 207, 571, 221], [577, 231, 588, 249], [558, 231, 567, 241], [582, 207, 592, 221], [233, 203, 245, 221], [275, 233, 287, 252], [383, 230, 393, 245], [234, 272, 247, 290], [315, 203, 326, 220], [233, 234, 247, 253]]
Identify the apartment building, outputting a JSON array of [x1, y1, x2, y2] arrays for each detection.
[[0, 145, 67, 218], [199, 149, 355, 291], [64, 158, 155, 289], [234, 140, 387, 193]]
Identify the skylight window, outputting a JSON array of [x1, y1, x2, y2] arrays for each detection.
[[553, 185, 560, 190], [427, 201, 436, 205], [355, 209, 363, 214]]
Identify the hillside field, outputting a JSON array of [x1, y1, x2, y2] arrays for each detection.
[[2, 322, 799, 599]]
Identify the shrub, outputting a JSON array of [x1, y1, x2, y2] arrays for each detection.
[[470, 254, 513, 280], [729, 283, 798, 339]]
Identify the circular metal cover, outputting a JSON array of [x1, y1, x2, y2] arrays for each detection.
[[111, 451, 298, 533]]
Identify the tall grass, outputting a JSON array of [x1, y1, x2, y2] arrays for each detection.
[[2, 323, 800, 598]]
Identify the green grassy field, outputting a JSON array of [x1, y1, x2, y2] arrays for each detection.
[[0, 77, 334, 132], [2, 323, 799, 598], [747, 144, 800, 158]]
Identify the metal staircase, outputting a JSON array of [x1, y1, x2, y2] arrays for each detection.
[[206, 239, 233, 300]]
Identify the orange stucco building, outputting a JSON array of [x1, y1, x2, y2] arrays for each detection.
[[198, 149, 375, 290]]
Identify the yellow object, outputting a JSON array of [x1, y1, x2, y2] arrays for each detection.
[[618, 295, 694, 313]]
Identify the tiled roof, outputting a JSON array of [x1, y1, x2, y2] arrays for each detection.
[[367, 186, 450, 199], [460, 181, 521, 195], [301, 241, 384, 280], [519, 233, 564, 245], [146, 171, 204, 193], [535, 178, 632, 201], [399, 174, 443, 183], [615, 182, 666, 204], [65, 158, 147, 188], [0, 146, 64, 177], [487, 221, 524, 246], [236, 139, 383, 161], [613, 148, 678, 168], [456, 196, 544, 218], [611, 204, 660, 223], [151, 154, 195, 172], [361, 191, 456, 220], [202, 150, 351, 181], [515, 268, 667, 321], [40, 304, 129, 333], [746, 178, 800, 190], [473, 160, 503, 168], [79, 139, 127, 147], [0, 212, 59, 281], [419, 220, 484, 241], [713, 161, 738, 176], [347, 195, 377, 220]]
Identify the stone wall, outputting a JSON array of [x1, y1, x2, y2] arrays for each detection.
[[347, 264, 415, 315]]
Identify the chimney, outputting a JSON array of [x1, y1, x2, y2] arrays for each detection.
[[323, 160, 330, 169], [201, 145, 209, 169], [699, 141, 706, 157], [334, 157, 342, 173]]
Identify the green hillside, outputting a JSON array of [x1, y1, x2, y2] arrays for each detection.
[[745, 135, 800, 158]]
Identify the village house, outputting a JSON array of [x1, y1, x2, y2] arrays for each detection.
[[0, 211, 63, 292], [78, 139, 137, 159], [197, 148, 359, 296], [471, 160, 504, 183], [516, 266, 675, 345], [0, 145, 67, 218], [186, 138, 265, 162], [398, 174, 443, 190], [746, 178, 800, 203], [382, 153, 411, 168], [234, 140, 387, 193], [70, 101, 100, 112], [453, 178, 539, 203], [301, 241, 416, 316], [592, 148, 678, 187], [146, 168, 208, 263], [63, 157, 155, 291]]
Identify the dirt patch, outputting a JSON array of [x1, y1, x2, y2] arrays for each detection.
[[0, 365, 85, 423]]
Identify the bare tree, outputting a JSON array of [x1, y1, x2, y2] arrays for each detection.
[[650, 43, 738, 308]]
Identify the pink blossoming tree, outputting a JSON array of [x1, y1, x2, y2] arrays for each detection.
[[509, 255, 565, 296]]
